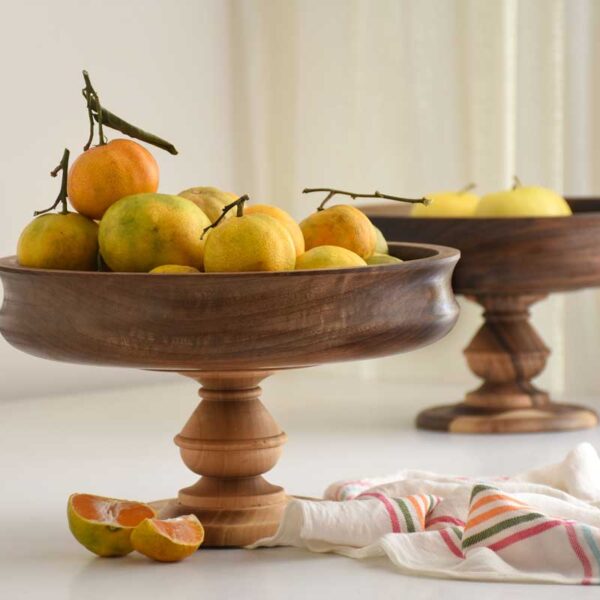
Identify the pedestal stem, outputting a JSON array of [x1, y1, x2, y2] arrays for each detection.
[[161, 370, 288, 546], [463, 294, 549, 409], [417, 294, 598, 433]]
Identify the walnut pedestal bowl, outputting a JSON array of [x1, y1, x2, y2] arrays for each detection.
[[366, 199, 600, 434], [0, 242, 459, 547]]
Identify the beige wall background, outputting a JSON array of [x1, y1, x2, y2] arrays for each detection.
[[1, 0, 599, 400]]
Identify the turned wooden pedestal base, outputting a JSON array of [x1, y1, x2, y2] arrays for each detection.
[[159, 371, 288, 546], [417, 294, 599, 433]]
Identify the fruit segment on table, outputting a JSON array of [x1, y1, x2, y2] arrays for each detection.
[[68, 493, 204, 563], [131, 515, 204, 563], [67, 493, 156, 558]]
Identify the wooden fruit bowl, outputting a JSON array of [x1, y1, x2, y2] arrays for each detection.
[[365, 199, 600, 434], [0, 242, 459, 547]]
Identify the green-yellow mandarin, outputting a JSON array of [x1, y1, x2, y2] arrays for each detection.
[[99, 193, 211, 272], [366, 253, 403, 266], [373, 226, 389, 254], [17, 212, 98, 271], [295, 245, 367, 270], [149, 265, 200, 274], [204, 213, 296, 272], [178, 186, 238, 223]]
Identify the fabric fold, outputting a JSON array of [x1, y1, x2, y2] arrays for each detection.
[[252, 443, 600, 585]]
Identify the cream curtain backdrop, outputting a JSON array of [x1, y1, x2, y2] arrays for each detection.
[[227, 0, 600, 397], [0, 0, 599, 400]]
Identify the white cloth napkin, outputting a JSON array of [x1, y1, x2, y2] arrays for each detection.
[[252, 443, 600, 585]]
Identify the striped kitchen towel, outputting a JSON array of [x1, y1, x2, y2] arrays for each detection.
[[252, 443, 600, 585]]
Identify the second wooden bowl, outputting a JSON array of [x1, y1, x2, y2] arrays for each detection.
[[365, 199, 600, 434]]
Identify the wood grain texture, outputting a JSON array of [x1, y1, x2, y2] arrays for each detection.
[[0, 242, 459, 545], [365, 199, 600, 433], [0, 243, 458, 371], [367, 199, 600, 294], [162, 370, 287, 547]]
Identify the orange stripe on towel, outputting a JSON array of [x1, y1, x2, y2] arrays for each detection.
[[407, 495, 425, 528], [470, 493, 528, 513], [466, 504, 522, 530]]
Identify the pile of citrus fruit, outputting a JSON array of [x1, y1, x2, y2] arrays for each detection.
[[17, 159, 407, 274], [16, 72, 417, 275], [16, 73, 571, 275]]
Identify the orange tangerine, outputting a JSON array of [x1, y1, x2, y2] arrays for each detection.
[[300, 205, 376, 259], [68, 139, 159, 220]]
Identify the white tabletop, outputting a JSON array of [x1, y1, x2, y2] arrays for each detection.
[[1, 369, 599, 599]]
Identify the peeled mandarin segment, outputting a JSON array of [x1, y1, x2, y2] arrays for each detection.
[[300, 205, 376, 259], [131, 516, 204, 562], [116, 503, 157, 527], [67, 493, 156, 557]]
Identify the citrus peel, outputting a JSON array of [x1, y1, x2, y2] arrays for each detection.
[[67, 493, 156, 557], [131, 515, 204, 562]]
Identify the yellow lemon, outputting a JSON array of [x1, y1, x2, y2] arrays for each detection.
[[366, 253, 403, 266], [475, 186, 572, 217], [245, 204, 305, 257], [295, 245, 366, 270], [178, 186, 238, 223], [412, 189, 480, 217], [300, 205, 376, 259], [98, 193, 211, 272], [67, 493, 156, 557], [131, 515, 204, 562], [17, 212, 98, 271], [204, 212, 296, 272], [149, 265, 200, 274]]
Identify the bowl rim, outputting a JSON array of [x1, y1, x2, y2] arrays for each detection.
[[0, 241, 459, 279], [366, 213, 600, 223]]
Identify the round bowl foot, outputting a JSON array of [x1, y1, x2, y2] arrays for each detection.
[[416, 402, 599, 433], [154, 497, 288, 547]]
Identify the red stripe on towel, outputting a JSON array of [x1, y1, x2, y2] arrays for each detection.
[[488, 520, 561, 552], [439, 529, 464, 558], [428, 516, 466, 527], [566, 523, 593, 585], [359, 492, 401, 533]]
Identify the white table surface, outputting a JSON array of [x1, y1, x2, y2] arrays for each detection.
[[1, 369, 600, 599]]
